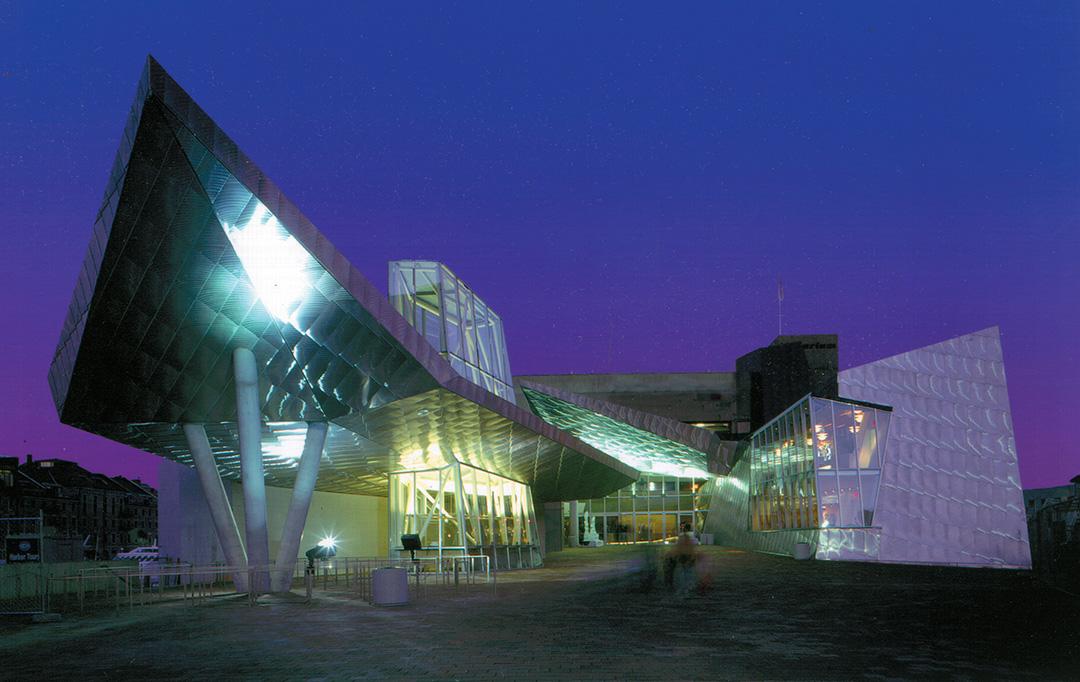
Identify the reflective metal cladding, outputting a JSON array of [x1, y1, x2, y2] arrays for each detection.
[[47, 56, 637, 501], [520, 381, 729, 479], [703, 328, 1031, 568]]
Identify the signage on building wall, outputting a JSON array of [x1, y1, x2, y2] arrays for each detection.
[[5, 537, 41, 562]]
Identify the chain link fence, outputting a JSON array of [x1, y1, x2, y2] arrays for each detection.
[[1, 514, 46, 615]]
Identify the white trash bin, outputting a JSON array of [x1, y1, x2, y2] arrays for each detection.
[[793, 542, 812, 560], [372, 567, 409, 606]]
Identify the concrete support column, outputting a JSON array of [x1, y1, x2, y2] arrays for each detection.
[[183, 423, 248, 592], [234, 347, 270, 593], [543, 502, 564, 554], [270, 421, 328, 592], [568, 500, 580, 547]]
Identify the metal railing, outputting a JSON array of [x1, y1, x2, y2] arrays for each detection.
[[45, 561, 246, 614], [301, 555, 493, 603], [36, 554, 495, 616]]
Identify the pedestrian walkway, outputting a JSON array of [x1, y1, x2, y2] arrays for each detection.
[[1, 545, 1076, 679]]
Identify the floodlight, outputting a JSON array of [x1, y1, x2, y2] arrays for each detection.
[[305, 540, 337, 566], [400, 534, 421, 562]]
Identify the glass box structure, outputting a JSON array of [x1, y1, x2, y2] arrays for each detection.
[[389, 261, 515, 403], [749, 395, 891, 532], [563, 474, 712, 544], [389, 461, 540, 569]]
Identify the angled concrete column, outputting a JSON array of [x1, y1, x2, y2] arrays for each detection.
[[270, 421, 328, 592], [183, 423, 248, 592], [568, 500, 580, 547], [234, 347, 270, 593]]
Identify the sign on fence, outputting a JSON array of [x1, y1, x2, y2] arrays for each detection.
[[6, 537, 41, 563], [1, 514, 46, 615]]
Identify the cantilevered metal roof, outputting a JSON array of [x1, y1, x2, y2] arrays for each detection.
[[519, 381, 731, 478], [47, 56, 637, 501]]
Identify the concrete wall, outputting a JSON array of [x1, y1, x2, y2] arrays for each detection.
[[541, 501, 563, 554], [158, 460, 387, 565], [158, 459, 227, 565], [516, 372, 736, 424], [248, 480, 388, 561]]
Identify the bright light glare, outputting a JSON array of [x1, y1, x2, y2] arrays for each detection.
[[223, 203, 310, 323], [318, 536, 337, 548], [264, 423, 308, 460]]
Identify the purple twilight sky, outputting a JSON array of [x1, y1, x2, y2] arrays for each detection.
[[1, 3, 1077, 489]]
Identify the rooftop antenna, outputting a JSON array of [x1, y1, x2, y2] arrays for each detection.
[[777, 277, 784, 337]]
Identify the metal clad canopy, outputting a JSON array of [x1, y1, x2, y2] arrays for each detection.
[[520, 381, 730, 478], [47, 56, 637, 501]]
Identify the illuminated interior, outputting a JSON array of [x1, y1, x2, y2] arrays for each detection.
[[749, 395, 891, 531], [563, 474, 712, 544], [388, 461, 540, 569], [389, 260, 515, 403]]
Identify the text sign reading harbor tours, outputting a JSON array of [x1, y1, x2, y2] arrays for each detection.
[[5, 538, 41, 562]]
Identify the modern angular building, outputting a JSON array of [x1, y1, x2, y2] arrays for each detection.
[[49, 58, 1031, 591], [703, 328, 1031, 567]]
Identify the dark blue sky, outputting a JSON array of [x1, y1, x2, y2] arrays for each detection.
[[1, 3, 1077, 487]]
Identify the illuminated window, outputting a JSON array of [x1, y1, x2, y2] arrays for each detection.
[[749, 396, 891, 531]]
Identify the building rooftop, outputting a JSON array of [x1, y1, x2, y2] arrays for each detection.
[[46, 56, 640, 502]]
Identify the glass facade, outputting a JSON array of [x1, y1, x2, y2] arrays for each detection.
[[390, 261, 515, 402], [389, 461, 540, 568], [749, 395, 890, 531], [564, 474, 711, 544]]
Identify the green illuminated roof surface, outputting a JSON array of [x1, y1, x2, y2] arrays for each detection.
[[520, 382, 729, 478]]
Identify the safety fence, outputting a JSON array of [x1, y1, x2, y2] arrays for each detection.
[[335, 555, 493, 603], [20, 554, 494, 618], [0, 515, 45, 615]]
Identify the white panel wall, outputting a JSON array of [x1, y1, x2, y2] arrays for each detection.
[[839, 327, 1031, 567], [158, 460, 387, 566]]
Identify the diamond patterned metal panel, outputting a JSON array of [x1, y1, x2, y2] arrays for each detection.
[[839, 327, 1031, 567], [48, 68, 153, 416], [706, 328, 1029, 567], [48, 56, 637, 502]]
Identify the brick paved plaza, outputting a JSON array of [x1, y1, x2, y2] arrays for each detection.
[[2, 546, 1077, 680]]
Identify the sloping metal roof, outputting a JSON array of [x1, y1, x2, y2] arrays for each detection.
[[48, 56, 637, 501], [520, 380, 731, 478]]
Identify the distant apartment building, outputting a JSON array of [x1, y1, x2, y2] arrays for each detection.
[[0, 456, 157, 561], [1024, 476, 1080, 584]]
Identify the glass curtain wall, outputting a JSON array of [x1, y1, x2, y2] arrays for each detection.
[[564, 474, 711, 544], [749, 398, 817, 531], [389, 260, 515, 403], [810, 397, 890, 529], [748, 395, 890, 532], [389, 461, 541, 568]]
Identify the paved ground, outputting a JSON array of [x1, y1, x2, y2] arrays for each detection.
[[2, 546, 1077, 680]]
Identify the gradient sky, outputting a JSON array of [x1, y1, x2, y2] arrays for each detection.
[[1, 3, 1077, 488]]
